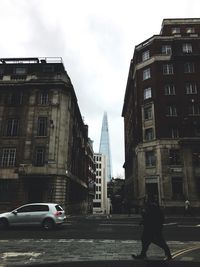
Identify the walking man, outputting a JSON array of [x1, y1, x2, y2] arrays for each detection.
[[132, 199, 172, 260]]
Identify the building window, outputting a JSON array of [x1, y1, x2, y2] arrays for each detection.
[[171, 27, 180, 34], [39, 91, 49, 105], [0, 180, 17, 202], [166, 106, 177, 116], [0, 148, 16, 167], [35, 147, 45, 166], [144, 87, 152, 99], [144, 106, 152, 120], [43, 65, 54, 73], [145, 128, 154, 141], [171, 128, 179, 138], [163, 64, 173, 75], [15, 67, 27, 74], [193, 150, 200, 166], [172, 177, 183, 200], [196, 177, 200, 197], [183, 43, 192, 53], [164, 84, 175, 95], [0, 66, 4, 75], [188, 104, 200, 115], [5, 118, 19, 136], [145, 151, 156, 167], [162, 45, 172, 55], [93, 202, 101, 208], [142, 50, 150, 61], [0, 180, 10, 201], [195, 124, 200, 136], [184, 62, 195, 73], [143, 68, 151, 80], [169, 149, 181, 165], [7, 92, 23, 105], [186, 27, 195, 34], [96, 194, 101, 200], [185, 82, 197, 94], [37, 117, 47, 136], [145, 179, 158, 201]]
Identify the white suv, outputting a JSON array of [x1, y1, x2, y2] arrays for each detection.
[[0, 203, 66, 230]]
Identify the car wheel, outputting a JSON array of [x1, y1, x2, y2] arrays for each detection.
[[0, 218, 9, 229], [42, 218, 55, 230]]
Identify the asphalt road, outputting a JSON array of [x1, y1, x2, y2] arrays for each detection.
[[0, 214, 200, 266], [0, 214, 199, 241]]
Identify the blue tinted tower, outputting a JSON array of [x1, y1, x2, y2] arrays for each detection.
[[99, 112, 112, 182]]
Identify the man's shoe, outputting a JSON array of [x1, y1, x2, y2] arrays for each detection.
[[132, 254, 147, 260]]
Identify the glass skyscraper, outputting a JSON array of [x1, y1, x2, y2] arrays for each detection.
[[99, 112, 112, 182]]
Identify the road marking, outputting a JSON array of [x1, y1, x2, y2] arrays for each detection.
[[2, 252, 41, 259], [99, 240, 116, 243], [58, 239, 75, 242], [164, 222, 177, 226], [180, 256, 194, 261], [77, 239, 94, 243], [99, 223, 138, 226], [178, 225, 192, 227], [121, 240, 138, 244], [172, 245, 200, 259], [178, 225, 197, 228], [168, 241, 185, 245], [100, 222, 198, 227]]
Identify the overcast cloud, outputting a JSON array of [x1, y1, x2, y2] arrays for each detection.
[[0, 0, 199, 177]]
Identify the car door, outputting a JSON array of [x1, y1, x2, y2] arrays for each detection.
[[27, 204, 49, 225], [9, 205, 32, 226]]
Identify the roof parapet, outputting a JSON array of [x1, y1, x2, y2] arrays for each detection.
[[0, 57, 63, 64], [160, 18, 200, 34]]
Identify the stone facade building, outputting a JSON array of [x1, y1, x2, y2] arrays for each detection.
[[87, 138, 96, 213], [0, 57, 95, 214], [122, 19, 200, 213], [93, 153, 108, 214]]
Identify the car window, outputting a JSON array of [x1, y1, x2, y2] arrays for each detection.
[[16, 205, 32, 213], [55, 205, 63, 211], [31, 205, 49, 212], [16, 204, 49, 213]]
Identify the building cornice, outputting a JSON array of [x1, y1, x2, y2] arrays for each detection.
[[135, 35, 200, 51], [132, 54, 171, 79]]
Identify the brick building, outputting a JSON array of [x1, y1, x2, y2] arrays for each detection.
[[0, 57, 95, 214], [122, 19, 200, 213]]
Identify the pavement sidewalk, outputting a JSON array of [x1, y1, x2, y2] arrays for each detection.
[[68, 213, 200, 220]]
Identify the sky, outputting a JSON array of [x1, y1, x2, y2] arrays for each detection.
[[0, 0, 199, 178]]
